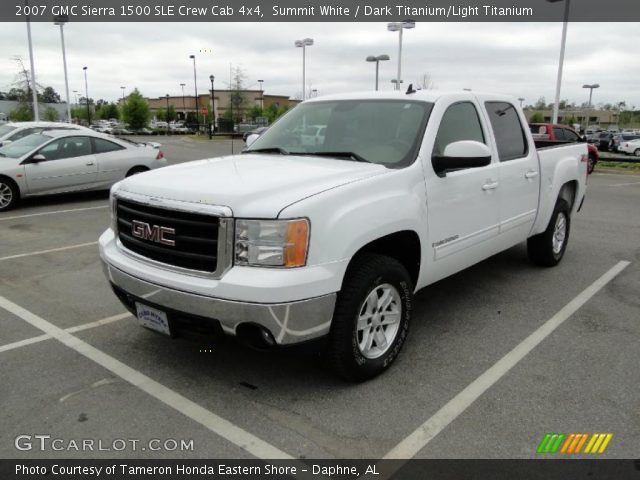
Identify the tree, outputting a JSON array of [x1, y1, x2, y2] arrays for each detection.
[[416, 73, 435, 90], [529, 112, 544, 123], [563, 115, 577, 126], [121, 88, 150, 129], [43, 106, 59, 121], [9, 103, 33, 121], [40, 86, 61, 104], [534, 97, 547, 110], [98, 103, 119, 120], [71, 106, 90, 122], [249, 105, 263, 120], [227, 65, 247, 122]]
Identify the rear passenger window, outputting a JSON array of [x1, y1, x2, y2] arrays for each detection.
[[563, 129, 580, 142], [485, 102, 528, 161], [432, 102, 485, 157], [553, 127, 566, 141], [93, 138, 124, 153]]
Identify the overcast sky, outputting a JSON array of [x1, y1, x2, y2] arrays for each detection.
[[1, 21, 638, 108]]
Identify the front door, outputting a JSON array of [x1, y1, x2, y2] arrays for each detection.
[[24, 136, 98, 194]]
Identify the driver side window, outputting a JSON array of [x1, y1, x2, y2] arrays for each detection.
[[38, 136, 92, 161], [432, 102, 485, 157]]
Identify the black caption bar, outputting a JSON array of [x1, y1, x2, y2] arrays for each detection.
[[2, 459, 640, 479], [1, 0, 639, 22]]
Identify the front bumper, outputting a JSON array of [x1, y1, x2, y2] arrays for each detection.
[[100, 228, 340, 345]]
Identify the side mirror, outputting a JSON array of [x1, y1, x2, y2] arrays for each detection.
[[24, 154, 47, 164], [245, 133, 259, 147], [432, 141, 492, 177]]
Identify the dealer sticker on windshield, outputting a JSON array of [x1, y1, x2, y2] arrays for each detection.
[[135, 302, 171, 336]]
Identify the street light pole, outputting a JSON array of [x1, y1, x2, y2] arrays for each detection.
[[165, 94, 170, 135], [73, 90, 78, 106], [180, 83, 186, 118], [83, 66, 90, 125], [295, 38, 313, 100], [209, 75, 215, 139], [583, 83, 600, 129], [518, 97, 525, 107], [25, 0, 39, 121], [366, 55, 390, 91], [120, 86, 125, 101], [257, 79, 264, 111], [387, 21, 415, 90], [189, 54, 199, 130], [54, 15, 71, 122], [548, 0, 571, 124]]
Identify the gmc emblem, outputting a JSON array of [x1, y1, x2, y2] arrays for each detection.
[[131, 220, 175, 246]]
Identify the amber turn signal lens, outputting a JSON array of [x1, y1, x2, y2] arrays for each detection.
[[284, 219, 309, 267]]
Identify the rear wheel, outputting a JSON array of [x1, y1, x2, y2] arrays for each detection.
[[0, 177, 19, 212], [325, 253, 413, 381], [126, 166, 149, 177], [588, 153, 596, 174], [634, 149, 640, 158], [527, 199, 571, 267]]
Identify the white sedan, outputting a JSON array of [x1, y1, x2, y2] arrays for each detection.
[[0, 129, 167, 211], [618, 138, 640, 156]]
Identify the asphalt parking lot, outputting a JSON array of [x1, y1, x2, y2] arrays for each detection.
[[1, 136, 639, 460]]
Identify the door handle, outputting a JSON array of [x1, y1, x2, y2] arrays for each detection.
[[86, 161, 95, 166], [525, 170, 539, 179], [482, 181, 499, 191]]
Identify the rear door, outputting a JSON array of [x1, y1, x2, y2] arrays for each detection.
[[483, 101, 539, 245], [24, 135, 98, 194]]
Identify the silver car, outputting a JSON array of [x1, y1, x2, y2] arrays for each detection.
[[0, 121, 91, 147], [0, 130, 167, 211]]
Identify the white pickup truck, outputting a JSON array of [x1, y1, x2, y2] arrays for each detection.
[[99, 91, 587, 380]]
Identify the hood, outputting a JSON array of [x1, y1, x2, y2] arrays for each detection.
[[117, 153, 389, 218]]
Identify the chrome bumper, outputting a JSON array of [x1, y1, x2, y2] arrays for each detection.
[[102, 262, 336, 345]]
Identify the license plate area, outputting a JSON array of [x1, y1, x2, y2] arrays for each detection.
[[135, 302, 172, 336]]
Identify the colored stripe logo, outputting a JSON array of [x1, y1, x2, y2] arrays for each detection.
[[537, 433, 612, 454]]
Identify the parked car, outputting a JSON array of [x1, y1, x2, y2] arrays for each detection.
[[300, 125, 327, 146], [618, 138, 640, 156], [596, 132, 615, 152], [0, 121, 90, 148], [529, 123, 599, 173], [611, 134, 640, 153], [100, 91, 587, 380], [90, 124, 113, 134], [0, 129, 167, 211], [242, 126, 268, 143]]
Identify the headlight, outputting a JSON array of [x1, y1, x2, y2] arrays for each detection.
[[235, 218, 309, 268]]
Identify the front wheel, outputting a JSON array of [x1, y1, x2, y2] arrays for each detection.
[[527, 199, 571, 267], [0, 177, 19, 212], [325, 253, 413, 381]]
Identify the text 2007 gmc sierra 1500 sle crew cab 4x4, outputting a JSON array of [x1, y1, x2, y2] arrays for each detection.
[[100, 91, 588, 380]]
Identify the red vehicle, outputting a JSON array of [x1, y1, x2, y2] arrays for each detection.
[[530, 123, 599, 174]]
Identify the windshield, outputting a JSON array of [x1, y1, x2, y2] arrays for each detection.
[[0, 125, 17, 137], [0, 132, 52, 159], [246, 99, 433, 167]]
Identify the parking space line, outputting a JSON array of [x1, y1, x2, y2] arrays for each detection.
[[0, 205, 108, 222], [0, 295, 293, 460], [380, 260, 630, 462], [0, 242, 98, 262], [0, 313, 131, 354], [607, 181, 640, 187]]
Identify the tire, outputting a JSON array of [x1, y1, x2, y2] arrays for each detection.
[[634, 149, 640, 158], [527, 199, 571, 267], [587, 153, 596, 174], [126, 166, 149, 177], [325, 253, 413, 381], [0, 177, 19, 212]]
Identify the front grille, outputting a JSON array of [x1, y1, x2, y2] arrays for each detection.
[[116, 198, 219, 273]]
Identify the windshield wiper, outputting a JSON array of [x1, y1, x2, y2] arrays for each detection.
[[245, 147, 289, 155], [298, 151, 370, 163]]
